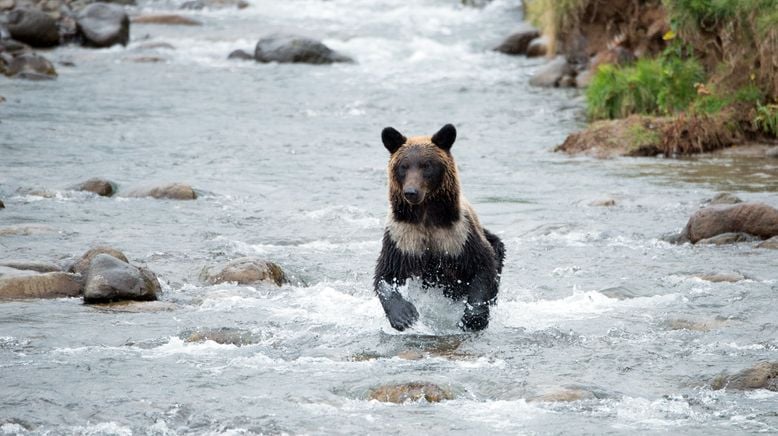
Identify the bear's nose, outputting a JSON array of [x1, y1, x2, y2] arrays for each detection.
[[403, 188, 420, 203]]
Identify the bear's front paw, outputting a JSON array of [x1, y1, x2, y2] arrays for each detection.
[[460, 304, 489, 331], [385, 297, 419, 331]]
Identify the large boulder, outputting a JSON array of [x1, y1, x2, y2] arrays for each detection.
[[83, 254, 160, 303], [5, 52, 57, 80], [254, 34, 352, 64], [6, 9, 60, 48], [680, 203, 778, 244], [70, 178, 116, 197], [529, 56, 575, 88], [368, 382, 453, 403], [200, 257, 286, 286], [493, 24, 540, 55], [227, 49, 253, 60], [711, 362, 778, 391], [77, 3, 130, 48], [0, 266, 83, 299], [69, 246, 129, 275], [181, 327, 259, 346], [127, 183, 196, 200]]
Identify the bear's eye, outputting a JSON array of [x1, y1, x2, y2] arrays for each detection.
[[419, 162, 430, 170], [400, 163, 409, 171]]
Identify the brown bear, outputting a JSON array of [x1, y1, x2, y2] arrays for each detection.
[[374, 124, 504, 331]]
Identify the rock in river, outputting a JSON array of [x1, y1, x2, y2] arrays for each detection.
[[201, 257, 286, 286], [493, 23, 540, 55], [77, 3, 130, 48], [0, 260, 62, 273], [757, 236, 778, 249], [71, 177, 116, 197], [6, 9, 60, 48], [711, 362, 778, 391], [69, 246, 129, 275], [227, 49, 253, 60], [529, 56, 575, 88], [83, 254, 160, 303], [254, 34, 352, 64], [131, 14, 202, 26], [127, 183, 196, 200], [0, 266, 83, 299], [0, 199, 4, 209], [526, 35, 549, 57], [368, 382, 453, 403], [680, 203, 778, 244], [5, 52, 57, 80], [707, 192, 742, 206]]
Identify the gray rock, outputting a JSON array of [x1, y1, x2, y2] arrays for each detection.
[[0, 224, 56, 236], [131, 14, 202, 26], [77, 3, 130, 48], [6, 9, 60, 48], [767, 147, 778, 159], [254, 34, 352, 64], [0, 260, 62, 273], [493, 24, 540, 55], [71, 177, 116, 196], [589, 198, 616, 207], [179, 0, 247, 10], [69, 246, 129, 275], [5, 52, 57, 80], [526, 35, 549, 57], [83, 254, 160, 303], [200, 257, 286, 286], [696, 232, 758, 245], [529, 56, 575, 88], [181, 327, 259, 346], [696, 272, 745, 283], [0, 0, 16, 11], [228, 49, 253, 60], [708, 192, 742, 205], [127, 183, 196, 200], [0, 266, 83, 299], [368, 382, 453, 403]]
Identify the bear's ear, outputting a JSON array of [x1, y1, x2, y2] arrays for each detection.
[[431, 124, 456, 151], [382, 127, 406, 154]]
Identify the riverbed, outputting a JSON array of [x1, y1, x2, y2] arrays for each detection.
[[1, 0, 777, 434]]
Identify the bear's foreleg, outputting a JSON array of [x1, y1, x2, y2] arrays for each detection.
[[459, 271, 498, 331], [375, 280, 419, 331]]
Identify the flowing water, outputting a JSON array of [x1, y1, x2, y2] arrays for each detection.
[[1, 0, 778, 434]]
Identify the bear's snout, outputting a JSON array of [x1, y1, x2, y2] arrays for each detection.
[[403, 187, 423, 204]]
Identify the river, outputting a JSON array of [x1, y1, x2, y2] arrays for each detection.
[[1, 0, 777, 434]]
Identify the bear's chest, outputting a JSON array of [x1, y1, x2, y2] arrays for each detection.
[[386, 218, 469, 257]]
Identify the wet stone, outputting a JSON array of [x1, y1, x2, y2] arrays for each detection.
[[526, 35, 549, 57], [368, 382, 453, 403], [91, 300, 177, 312], [71, 177, 116, 197], [181, 327, 259, 346], [69, 246, 129, 275], [665, 318, 729, 332], [711, 362, 778, 391], [528, 387, 599, 402], [493, 24, 540, 55], [201, 257, 287, 286], [6, 9, 60, 48], [696, 232, 759, 245], [228, 49, 253, 60], [681, 203, 778, 244], [127, 183, 196, 200], [707, 192, 743, 205], [590, 198, 616, 207], [0, 260, 62, 273], [83, 254, 160, 303], [254, 33, 352, 64], [0, 224, 56, 237], [77, 3, 130, 48], [757, 236, 778, 249], [0, 267, 83, 299], [529, 56, 575, 88], [696, 272, 745, 283], [5, 52, 57, 80], [132, 14, 202, 26]]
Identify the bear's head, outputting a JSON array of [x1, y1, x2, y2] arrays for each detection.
[[381, 124, 460, 219]]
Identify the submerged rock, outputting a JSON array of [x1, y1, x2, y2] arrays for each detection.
[[589, 198, 616, 207], [493, 24, 540, 55], [254, 34, 352, 64], [228, 49, 253, 60], [529, 56, 575, 88], [368, 382, 453, 403], [77, 3, 130, 48], [696, 272, 745, 283], [5, 52, 57, 80], [0, 224, 56, 237], [0, 266, 83, 299], [200, 257, 286, 286], [69, 246, 129, 275], [0, 260, 62, 273], [707, 192, 743, 205], [71, 177, 116, 197], [711, 362, 778, 391], [180, 0, 248, 9], [696, 232, 759, 245], [127, 183, 196, 200], [131, 14, 202, 26], [83, 254, 160, 303], [757, 236, 778, 249], [6, 9, 60, 48], [680, 203, 778, 244], [528, 387, 599, 402], [181, 327, 258, 346], [666, 318, 729, 332], [90, 300, 177, 312]]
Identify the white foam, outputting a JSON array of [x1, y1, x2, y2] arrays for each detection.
[[143, 337, 238, 357], [68, 422, 133, 436]]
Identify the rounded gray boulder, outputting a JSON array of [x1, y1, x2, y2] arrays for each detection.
[[254, 34, 352, 64], [77, 3, 130, 48], [7, 9, 60, 48], [84, 254, 160, 303]]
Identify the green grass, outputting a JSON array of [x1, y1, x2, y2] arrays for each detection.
[[754, 103, 778, 136], [586, 55, 704, 120]]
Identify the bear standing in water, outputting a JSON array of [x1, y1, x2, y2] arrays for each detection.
[[374, 124, 505, 331]]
